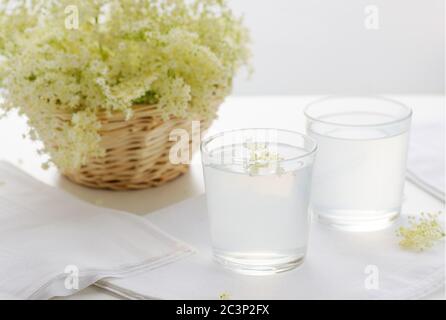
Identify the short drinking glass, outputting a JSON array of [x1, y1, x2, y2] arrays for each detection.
[[201, 129, 317, 275], [305, 96, 412, 232]]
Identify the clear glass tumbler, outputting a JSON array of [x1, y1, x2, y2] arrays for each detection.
[[201, 129, 317, 275], [304, 96, 412, 232]]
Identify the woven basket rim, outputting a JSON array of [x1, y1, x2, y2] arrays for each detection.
[[51, 103, 218, 123]]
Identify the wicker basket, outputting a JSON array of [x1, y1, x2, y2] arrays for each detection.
[[55, 104, 216, 190]]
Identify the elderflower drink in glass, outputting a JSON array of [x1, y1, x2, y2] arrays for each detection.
[[201, 129, 317, 275], [305, 97, 412, 232]]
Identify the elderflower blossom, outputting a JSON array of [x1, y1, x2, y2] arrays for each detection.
[[396, 212, 445, 251], [219, 292, 230, 300], [0, 0, 250, 171], [244, 142, 284, 176]]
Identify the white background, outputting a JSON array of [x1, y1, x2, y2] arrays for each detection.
[[229, 0, 445, 95]]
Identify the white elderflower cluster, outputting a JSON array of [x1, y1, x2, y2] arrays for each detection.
[[0, 0, 250, 171], [396, 212, 445, 252]]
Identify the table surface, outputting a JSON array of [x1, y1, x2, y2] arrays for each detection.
[[0, 95, 444, 300]]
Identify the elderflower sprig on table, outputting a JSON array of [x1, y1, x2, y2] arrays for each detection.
[[219, 292, 230, 300], [243, 142, 284, 176], [0, 0, 250, 171], [396, 212, 445, 252]]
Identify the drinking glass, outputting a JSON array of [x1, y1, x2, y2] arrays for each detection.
[[201, 129, 317, 275], [304, 96, 412, 232]]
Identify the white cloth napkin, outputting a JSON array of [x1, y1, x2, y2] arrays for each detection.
[[99, 190, 445, 300], [0, 161, 194, 300], [407, 120, 445, 202]]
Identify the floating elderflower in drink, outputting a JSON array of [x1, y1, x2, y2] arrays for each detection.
[[201, 129, 317, 275], [243, 141, 284, 176]]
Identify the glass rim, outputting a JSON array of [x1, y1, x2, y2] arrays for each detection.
[[200, 128, 318, 165], [304, 95, 413, 128]]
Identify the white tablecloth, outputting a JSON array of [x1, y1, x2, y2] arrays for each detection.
[[99, 188, 444, 300]]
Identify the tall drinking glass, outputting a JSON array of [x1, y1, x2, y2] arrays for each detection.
[[305, 96, 412, 232], [201, 129, 317, 275]]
